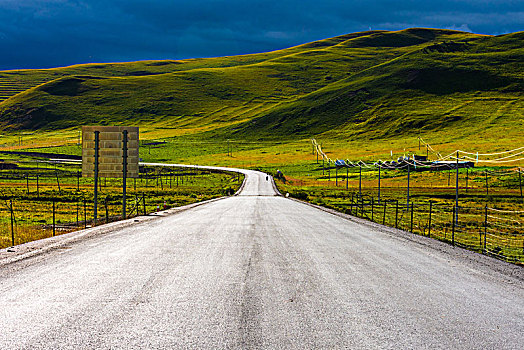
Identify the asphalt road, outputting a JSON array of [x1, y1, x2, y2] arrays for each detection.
[[0, 169, 522, 349]]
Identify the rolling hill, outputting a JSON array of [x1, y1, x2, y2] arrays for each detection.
[[0, 28, 522, 148]]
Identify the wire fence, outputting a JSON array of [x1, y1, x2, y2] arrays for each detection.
[[0, 166, 243, 249], [341, 193, 523, 264], [0, 193, 175, 249]]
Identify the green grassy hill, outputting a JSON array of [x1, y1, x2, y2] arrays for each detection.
[[0, 28, 522, 150]]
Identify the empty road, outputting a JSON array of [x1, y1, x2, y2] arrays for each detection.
[[0, 169, 522, 349]]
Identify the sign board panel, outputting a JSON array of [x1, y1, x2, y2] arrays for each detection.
[[82, 126, 139, 178]]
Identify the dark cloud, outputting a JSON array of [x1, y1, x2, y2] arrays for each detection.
[[0, 0, 522, 70]]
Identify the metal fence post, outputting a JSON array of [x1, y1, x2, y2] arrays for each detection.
[[122, 130, 128, 220], [455, 151, 459, 225], [105, 196, 109, 223], [410, 203, 414, 233], [76, 200, 79, 227], [484, 205, 487, 253], [466, 167, 469, 194], [84, 197, 87, 229], [428, 202, 432, 238], [378, 166, 381, 204], [371, 197, 374, 222], [346, 167, 348, 190], [56, 171, 61, 194], [452, 206, 456, 246], [52, 199, 56, 237], [359, 165, 362, 197], [406, 163, 410, 209], [519, 169, 523, 203], [485, 171, 489, 198], [382, 200, 386, 225], [395, 200, 399, 229], [9, 199, 14, 246], [93, 130, 100, 226]]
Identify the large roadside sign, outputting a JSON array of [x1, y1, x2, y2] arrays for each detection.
[[82, 126, 139, 178]]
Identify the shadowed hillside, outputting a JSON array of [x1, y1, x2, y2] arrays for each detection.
[[0, 28, 522, 144]]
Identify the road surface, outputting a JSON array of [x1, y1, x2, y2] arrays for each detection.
[[0, 169, 522, 349]]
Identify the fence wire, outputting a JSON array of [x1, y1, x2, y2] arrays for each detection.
[[343, 193, 523, 264]]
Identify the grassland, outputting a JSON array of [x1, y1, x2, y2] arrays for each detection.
[[0, 28, 521, 146]]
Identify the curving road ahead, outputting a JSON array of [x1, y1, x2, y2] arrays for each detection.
[[0, 169, 522, 349]]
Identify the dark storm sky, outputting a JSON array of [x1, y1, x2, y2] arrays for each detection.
[[0, 0, 522, 70]]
